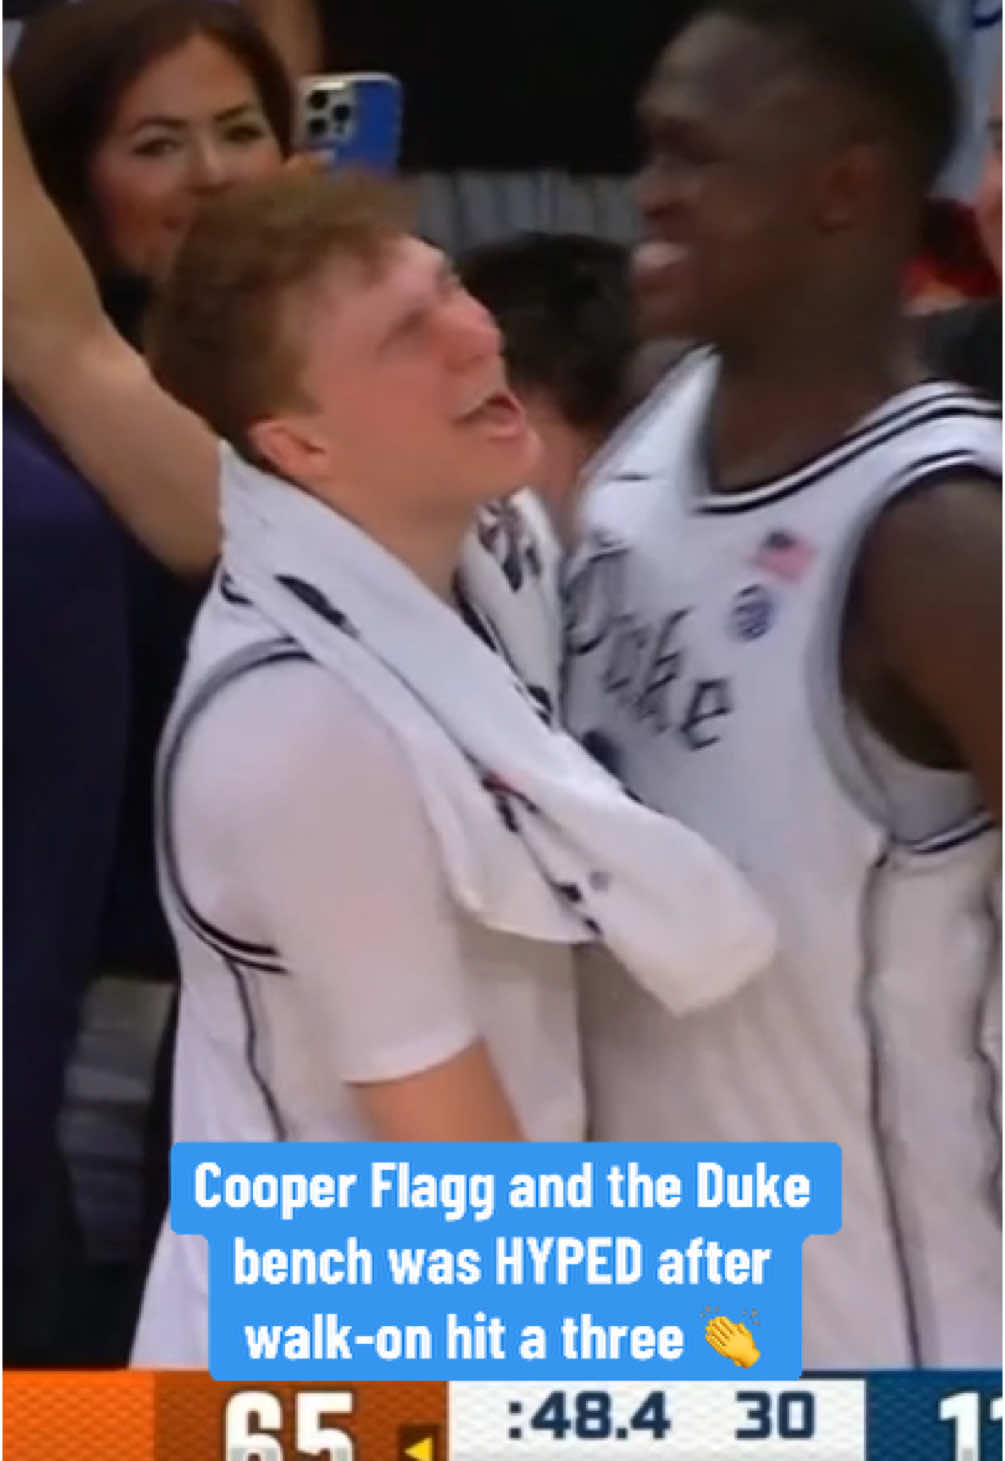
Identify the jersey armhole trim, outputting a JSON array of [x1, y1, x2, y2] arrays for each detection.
[[806, 450, 999, 849], [224, 955, 288, 1141], [157, 637, 312, 971]]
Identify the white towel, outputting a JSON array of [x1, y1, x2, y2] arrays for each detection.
[[211, 445, 775, 1014]]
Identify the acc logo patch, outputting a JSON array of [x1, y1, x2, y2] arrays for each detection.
[[729, 583, 776, 642]]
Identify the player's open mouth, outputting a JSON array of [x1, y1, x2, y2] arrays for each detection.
[[455, 388, 527, 438], [632, 239, 690, 288]]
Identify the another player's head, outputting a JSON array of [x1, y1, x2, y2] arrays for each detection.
[[460, 232, 637, 532], [149, 171, 540, 531], [634, 0, 958, 346]]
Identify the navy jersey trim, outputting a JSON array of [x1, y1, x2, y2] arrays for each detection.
[[695, 398, 999, 514], [910, 813, 996, 856], [807, 446, 996, 852], [225, 956, 288, 1141], [859, 846, 923, 1365], [454, 582, 501, 652], [584, 343, 711, 483], [158, 637, 312, 971], [972, 907, 1003, 1226]]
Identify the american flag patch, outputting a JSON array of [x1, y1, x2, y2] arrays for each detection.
[[752, 528, 816, 582]]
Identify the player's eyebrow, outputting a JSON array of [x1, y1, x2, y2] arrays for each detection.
[[376, 253, 454, 352]]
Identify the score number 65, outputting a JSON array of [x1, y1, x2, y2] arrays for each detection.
[[225, 1391, 355, 1461]]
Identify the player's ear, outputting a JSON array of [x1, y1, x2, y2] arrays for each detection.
[[813, 140, 884, 231], [247, 411, 332, 492]]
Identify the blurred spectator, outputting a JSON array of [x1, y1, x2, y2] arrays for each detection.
[[907, 197, 999, 311], [975, 70, 1002, 279], [918, 0, 1001, 203], [11, 0, 291, 300], [460, 233, 639, 537], [5, 0, 324, 83], [4, 0, 292, 1365], [922, 72, 1002, 404]]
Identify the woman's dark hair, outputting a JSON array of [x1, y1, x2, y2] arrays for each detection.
[[10, 0, 294, 281]]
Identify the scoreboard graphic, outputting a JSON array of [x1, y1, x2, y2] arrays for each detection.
[[4, 1372, 1001, 1459]]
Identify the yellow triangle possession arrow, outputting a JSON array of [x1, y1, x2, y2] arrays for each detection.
[[404, 1437, 435, 1461]]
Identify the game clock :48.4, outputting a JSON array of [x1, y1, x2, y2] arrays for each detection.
[[519, 1391, 671, 1442]]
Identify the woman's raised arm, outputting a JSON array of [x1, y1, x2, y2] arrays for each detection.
[[3, 78, 220, 575]]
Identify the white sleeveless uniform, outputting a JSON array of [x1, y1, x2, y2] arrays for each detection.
[[564, 352, 1001, 1369], [132, 526, 583, 1367]]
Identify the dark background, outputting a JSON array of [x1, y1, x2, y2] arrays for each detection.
[[319, 2, 691, 171]]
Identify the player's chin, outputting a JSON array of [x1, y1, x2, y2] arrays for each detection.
[[634, 283, 705, 344], [473, 422, 542, 497]]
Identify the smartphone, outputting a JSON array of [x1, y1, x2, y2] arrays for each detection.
[[297, 73, 403, 174]]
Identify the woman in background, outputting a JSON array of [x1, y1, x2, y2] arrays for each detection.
[[5, 0, 292, 1364]]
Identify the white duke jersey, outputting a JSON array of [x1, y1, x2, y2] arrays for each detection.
[[131, 539, 584, 1367], [564, 351, 1002, 1369]]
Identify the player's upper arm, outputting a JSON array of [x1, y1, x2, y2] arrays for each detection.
[[241, 0, 324, 78], [856, 474, 1002, 818], [351, 1041, 523, 1141], [174, 660, 525, 1136], [44, 331, 221, 575]]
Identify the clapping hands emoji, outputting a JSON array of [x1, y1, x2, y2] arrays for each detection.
[[705, 1315, 761, 1369]]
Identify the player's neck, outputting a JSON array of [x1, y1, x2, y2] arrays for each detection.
[[332, 498, 473, 603], [709, 308, 919, 493], [380, 519, 474, 602]]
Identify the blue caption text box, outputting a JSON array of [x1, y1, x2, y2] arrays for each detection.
[[170, 1141, 841, 1381]]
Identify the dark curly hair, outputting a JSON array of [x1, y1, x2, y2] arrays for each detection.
[[459, 232, 637, 434]]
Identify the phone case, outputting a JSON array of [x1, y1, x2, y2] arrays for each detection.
[[299, 72, 403, 174]]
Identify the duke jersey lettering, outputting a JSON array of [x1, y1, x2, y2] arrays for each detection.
[[564, 350, 1002, 1369]]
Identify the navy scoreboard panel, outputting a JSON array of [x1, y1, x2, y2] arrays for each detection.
[[4, 1371, 1002, 1459]]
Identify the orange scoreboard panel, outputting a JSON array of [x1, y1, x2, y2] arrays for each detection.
[[4, 1373, 447, 1461]]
